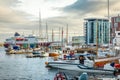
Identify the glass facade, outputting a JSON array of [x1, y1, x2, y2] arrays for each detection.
[[84, 18, 109, 45]]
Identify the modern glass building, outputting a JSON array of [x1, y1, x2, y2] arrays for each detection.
[[84, 18, 110, 45]]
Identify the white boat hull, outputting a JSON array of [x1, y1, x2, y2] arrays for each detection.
[[46, 61, 114, 75]]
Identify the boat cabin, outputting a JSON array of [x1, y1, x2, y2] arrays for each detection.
[[76, 53, 95, 67]]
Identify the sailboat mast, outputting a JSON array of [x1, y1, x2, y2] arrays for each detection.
[[61, 27, 63, 48], [46, 21, 48, 42], [107, 0, 110, 20], [66, 24, 68, 45], [39, 10, 42, 39], [107, 0, 110, 46], [52, 29, 54, 42], [59, 27, 61, 42], [96, 19, 98, 58]]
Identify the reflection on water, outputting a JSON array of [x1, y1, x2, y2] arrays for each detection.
[[0, 47, 56, 80]]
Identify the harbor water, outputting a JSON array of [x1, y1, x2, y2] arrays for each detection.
[[0, 47, 117, 80], [0, 47, 57, 80]]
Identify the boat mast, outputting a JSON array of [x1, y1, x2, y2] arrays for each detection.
[[39, 10, 42, 40], [66, 24, 68, 45], [52, 29, 54, 42], [96, 19, 98, 58], [61, 27, 63, 49], [46, 21, 48, 42], [59, 27, 61, 42], [107, 0, 110, 47], [107, 0, 110, 20]]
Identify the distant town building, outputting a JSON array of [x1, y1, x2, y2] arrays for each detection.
[[72, 36, 85, 46], [111, 16, 120, 43], [84, 18, 110, 45]]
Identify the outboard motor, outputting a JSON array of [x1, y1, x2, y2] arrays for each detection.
[[79, 55, 85, 64], [79, 72, 88, 80]]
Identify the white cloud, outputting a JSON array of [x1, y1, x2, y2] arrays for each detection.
[[0, 0, 120, 42]]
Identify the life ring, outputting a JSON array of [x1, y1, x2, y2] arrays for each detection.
[[115, 64, 120, 69], [54, 72, 66, 80]]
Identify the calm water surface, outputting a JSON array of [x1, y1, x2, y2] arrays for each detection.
[[0, 47, 57, 80], [0, 47, 116, 80]]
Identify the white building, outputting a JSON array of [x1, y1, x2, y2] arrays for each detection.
[[113, 31, 120, 46]]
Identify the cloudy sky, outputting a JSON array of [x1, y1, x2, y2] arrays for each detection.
[[0, 0, 120, 42]]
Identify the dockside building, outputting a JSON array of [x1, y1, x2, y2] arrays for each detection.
[[84, 18, 110, 45]]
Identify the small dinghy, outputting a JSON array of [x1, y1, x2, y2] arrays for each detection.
[[54, 72, 68, 80]]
